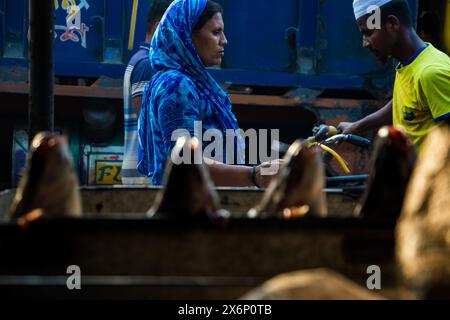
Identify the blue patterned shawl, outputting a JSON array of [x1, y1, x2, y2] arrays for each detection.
[[137, 0, 245, 185]]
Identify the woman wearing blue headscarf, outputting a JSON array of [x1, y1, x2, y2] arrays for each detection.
[[138, 0, 281, 187]]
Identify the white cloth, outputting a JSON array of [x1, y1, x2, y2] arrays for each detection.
[[353, 0, 393, 19]]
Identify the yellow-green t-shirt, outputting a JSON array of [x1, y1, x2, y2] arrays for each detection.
[[393, 43, 450, 150]]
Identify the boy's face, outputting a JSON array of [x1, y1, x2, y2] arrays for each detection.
[[357, 15, 398, 64]]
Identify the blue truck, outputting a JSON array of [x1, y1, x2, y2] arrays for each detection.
[[1, 0, 448, 188], [0, 0, 419, 89]]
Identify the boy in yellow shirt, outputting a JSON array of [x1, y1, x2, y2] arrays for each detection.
[[339, 0, 450, 151]]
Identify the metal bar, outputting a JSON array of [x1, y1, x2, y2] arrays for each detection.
[[297, 0, 318, 48], [28, 0, 54, 142], [0, 275, 265, 287], [327, 175, 369, 185], [327, 186, 367, 193]]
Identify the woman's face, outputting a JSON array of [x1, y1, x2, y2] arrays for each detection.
[[192, 12, 228, 67]]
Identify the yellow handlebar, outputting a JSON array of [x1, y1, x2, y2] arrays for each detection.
[[309, 142, 351, 174], [327, 126, 339, 137]]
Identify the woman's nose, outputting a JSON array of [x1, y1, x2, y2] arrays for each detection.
[[221, 33, 228, 46]]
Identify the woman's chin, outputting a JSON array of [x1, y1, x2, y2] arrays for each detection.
[[204, 59, 222, 67]]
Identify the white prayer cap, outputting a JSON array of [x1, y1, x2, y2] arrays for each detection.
[[353, 0, 393, 20]]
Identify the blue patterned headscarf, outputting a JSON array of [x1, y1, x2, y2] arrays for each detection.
[[137, 0, 245, 184]]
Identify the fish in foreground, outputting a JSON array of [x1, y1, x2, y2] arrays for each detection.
[[355, 126, 416, 218], [248, 140, 327, 218], [8, 132, 82, 223], [241, 268, 384, 300], [148, 136, 229, 221], [396, 125, 450, 299]]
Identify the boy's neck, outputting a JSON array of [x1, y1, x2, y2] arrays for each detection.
[[393, 29, 426, 65]]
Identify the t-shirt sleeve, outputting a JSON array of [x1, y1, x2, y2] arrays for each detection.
[[419, 66, 450, 122], [130, 58, 154, 98], [157, 77, 202, 154]]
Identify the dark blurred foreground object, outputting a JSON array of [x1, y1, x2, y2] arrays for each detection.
[[7, 132, 82, 222], [147, 136, 229, 222], [241, 268, 384, 300], [397, 126, 450, 299], [355, 126, 417, 218], [248, 140, 327, 219]]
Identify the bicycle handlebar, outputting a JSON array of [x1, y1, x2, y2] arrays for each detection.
[[324, 134, 371, 149]]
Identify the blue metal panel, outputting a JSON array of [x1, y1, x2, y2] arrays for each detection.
[[297, 0, 319, 74], [209, 69, 365, 89], [0, 0, 420, 91], [221, 0, 299, 72], [50, 0, 148, 73], [0, 0, 4, 57], [297, 0, 317, 48], [53, 0, 105, 64], [4, 0, 26, 58], [0, 0, 151, 77], [104, 0, 124, 63], [54, 59, 126, 78]]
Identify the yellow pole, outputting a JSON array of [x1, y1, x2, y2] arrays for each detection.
[[128, 0, 139, 51], [444, 0, 450, 54], [61, 0, 76, 10]]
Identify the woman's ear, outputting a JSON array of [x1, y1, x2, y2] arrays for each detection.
[[191, 30, 201, 45]]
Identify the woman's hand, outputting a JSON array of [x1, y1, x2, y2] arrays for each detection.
[[254, 159, 285, 188]]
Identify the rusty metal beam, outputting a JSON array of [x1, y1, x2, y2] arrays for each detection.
[[1, 82, 384, 109], [1, 83, 122, 99]]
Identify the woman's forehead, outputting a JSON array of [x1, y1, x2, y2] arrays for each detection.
[[204, 12, 224, 28]]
